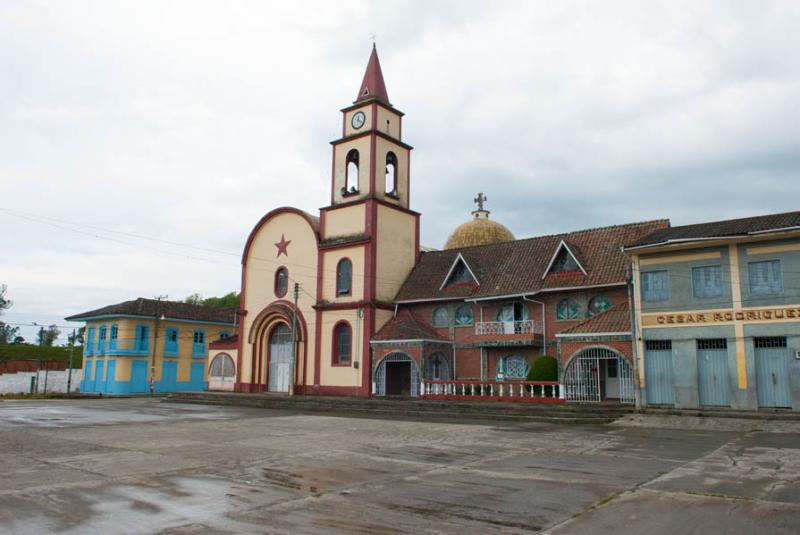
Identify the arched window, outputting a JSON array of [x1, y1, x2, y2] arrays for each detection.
[[497, 355, 529, 380], [455, 305, 473, 326], [385, 151, 397, 195], [587, 295, 613, 317], [333, 322, 352, 365], [345, 149, 359, 194], [275, 267, 288, 298], [556, 299, 580, 321], [336, 258, 352, 296], [209, 353, 236, 379], [432, 307, 449, 327]]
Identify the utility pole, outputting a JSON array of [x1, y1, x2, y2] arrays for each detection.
[[35, 325, 43, 394], [289, 283, 299, 396], [67, 328, 76, 394], [149, 295, 168, 395]]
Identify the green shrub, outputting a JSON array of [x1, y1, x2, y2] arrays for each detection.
[[527, 355, 558, 397]]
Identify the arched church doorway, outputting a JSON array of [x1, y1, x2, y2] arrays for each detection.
[[375, 353, 420, 396], [268, 323, 293, 393], [563, 347, 634, 403]]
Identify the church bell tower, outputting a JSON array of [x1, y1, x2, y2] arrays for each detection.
[[313, 45, 420, 396]]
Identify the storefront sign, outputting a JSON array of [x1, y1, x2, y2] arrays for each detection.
[[645, 306, 800, 326]]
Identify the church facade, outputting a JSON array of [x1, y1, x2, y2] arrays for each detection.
[[234, 46, 418, 396], [229, 46, 669, 402]]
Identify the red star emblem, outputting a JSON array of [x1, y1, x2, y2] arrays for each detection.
[[275, 234, 291, 257]]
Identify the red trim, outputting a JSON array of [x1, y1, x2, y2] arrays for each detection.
[[314, 300, 394, 311], [319, 237, 370, 251], [320, 196, 420, 217], [241, 207, 320, 265], [331, 320, 353, 367], [335, 257, 353, 297], [274, 266, 288, 298], [369, 102, 377, 195], [340, 98, 404, 117], [414, 213, 420, 263], [330, 130, 413, 151], [362, 305, 374, 396]]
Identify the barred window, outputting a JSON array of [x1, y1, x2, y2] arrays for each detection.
[[692, 265, 723, 299], [645, 340, 672, 351], [754, 337, 787, 349], [697, 338, 727, 350]]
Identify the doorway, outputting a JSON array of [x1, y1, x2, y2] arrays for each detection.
[[375, 353, 420, 396], [385, 361, 411, 395], [268, 323, 292, 393]]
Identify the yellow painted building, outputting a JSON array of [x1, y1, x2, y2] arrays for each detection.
[[66, 298, 235, 394], [234, 45, 419, 395]]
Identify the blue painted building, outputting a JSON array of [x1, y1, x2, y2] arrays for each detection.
[[66, 298, 236, 394], [625, 211, 800, 411]]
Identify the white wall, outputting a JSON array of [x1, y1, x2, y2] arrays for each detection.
[[0, 369, 83, 394]]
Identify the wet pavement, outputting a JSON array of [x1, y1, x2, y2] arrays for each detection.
[[0, 398, 798, 534]]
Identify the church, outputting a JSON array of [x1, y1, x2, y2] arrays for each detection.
[[227, 45, 668, 401]]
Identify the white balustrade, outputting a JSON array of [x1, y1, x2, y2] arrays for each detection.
[[474, 320, 540, 336], [420, 380, 562, 402]]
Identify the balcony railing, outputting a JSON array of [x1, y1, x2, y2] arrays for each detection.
[[422, 380, 563, 403], [474, 320, 540, 336]]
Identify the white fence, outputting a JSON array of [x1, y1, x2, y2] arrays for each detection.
[[0, 369, 83, 394]]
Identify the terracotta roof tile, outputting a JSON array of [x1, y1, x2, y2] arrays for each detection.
[[559, 302, 631, 336], [396, 220, 668, 302], [372, 309, 449, 342], [66, 298, 237, 324], [627, 211, 800, 248]]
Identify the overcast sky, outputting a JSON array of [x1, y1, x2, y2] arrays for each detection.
[[2, 1, 799, 343]]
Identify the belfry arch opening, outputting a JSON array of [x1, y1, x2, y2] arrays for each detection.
[[345, 149, 359, 194], [385, 151, 397, 195]]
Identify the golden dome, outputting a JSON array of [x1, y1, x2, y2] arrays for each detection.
[[444, 194, 515, 249]]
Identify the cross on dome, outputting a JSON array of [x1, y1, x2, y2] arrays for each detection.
[[474, 192, 487, 211]]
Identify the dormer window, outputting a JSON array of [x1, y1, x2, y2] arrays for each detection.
[[440, 253, 479, 289], [543, 240, 587, 278]]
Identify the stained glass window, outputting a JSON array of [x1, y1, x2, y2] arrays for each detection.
[[587, 295, 612, 317], [556, 299, 580, 320], [432, 307, 449, 327], [455, 305, 473, 326]]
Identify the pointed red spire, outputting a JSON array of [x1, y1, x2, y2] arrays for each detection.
[[356, 44, 390, 105]]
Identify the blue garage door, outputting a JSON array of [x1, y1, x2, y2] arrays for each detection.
[[644, 340, 675, 405], [83, 360, 93, 392], [755, 337, 791, 408], [94, 361, 105, 393], [131, 360, 148, 393], [104, 360, 116, 393], [161, 360, 178, 392], [697, 339, 729, 407], [190, 362, 206, 391]]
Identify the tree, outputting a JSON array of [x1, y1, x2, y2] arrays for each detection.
[[184, 292, 240, 309], [0, 284, 11, 316], [67, 327, 85, 346], [36, 324, 61, 347], [1, 324, 20, 344]]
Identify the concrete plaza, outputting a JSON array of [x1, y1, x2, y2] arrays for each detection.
[[0, 398, 798, 534]]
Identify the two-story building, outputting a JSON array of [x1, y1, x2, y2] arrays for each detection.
[[372, 212, 667, 401], [66, 298, 236, 394], [625, 212, 800, 411]]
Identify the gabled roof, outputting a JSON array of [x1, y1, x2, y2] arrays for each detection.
[[439, 253, 480, 290], [395, 220, 668, 302], [356, 44, 390, 105], [626, 210, 800, 250], [66, 298, 237, 324], [372, 309, 449, 342], [557, 302, 631, 337], [542, 239, 588, 278]]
